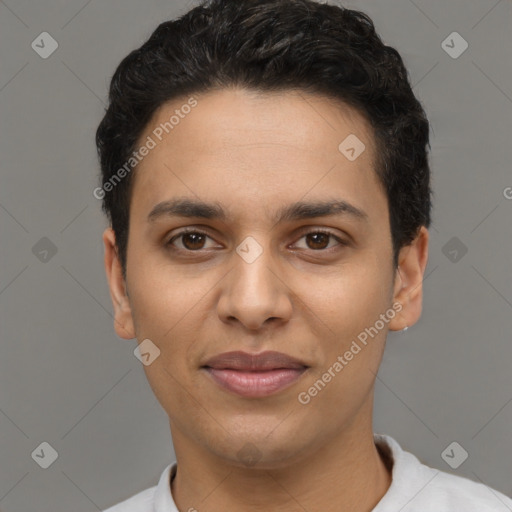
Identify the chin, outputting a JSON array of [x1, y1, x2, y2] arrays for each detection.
[[207, 426, 314, 470]]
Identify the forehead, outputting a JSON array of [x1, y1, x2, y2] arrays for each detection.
[[129, 88, 386, 225]]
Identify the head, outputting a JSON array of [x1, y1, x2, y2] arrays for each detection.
[[97, 0, 431, 468]]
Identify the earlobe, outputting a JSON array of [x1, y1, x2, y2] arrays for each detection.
[[388, 226, 429, 332], [102, 227, 136, 340]]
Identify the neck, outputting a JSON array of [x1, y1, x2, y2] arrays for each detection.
[[169, 409, 392, 512]]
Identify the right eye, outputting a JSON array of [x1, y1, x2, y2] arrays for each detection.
[[166, 229, 219, 252]]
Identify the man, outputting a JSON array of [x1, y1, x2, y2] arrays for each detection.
[[96, 0, 512, 510]]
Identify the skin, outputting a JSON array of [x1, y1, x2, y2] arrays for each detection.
[[103, 87, 429, 512]]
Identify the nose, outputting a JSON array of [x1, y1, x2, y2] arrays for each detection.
[[216, 239, 293, 331]]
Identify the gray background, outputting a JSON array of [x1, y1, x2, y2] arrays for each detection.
[[0, 0, 511, 510]]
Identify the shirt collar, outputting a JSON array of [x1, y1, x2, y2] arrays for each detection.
[[153, 461, 178, 512]]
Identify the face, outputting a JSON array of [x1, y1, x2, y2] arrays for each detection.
[[103, 88, 428, 469]]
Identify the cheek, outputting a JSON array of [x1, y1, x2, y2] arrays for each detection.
[[296, 275, 391, 415], [126, 267, 205, 402], [295, 260, 393, 390], [127, 258, 203, 336], [296, 258, 392, 331]]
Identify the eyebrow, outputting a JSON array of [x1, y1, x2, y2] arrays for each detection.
[[147, 197, 369, 224]]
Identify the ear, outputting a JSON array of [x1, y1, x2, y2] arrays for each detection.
[[388, 226, 429, 331], [102, 227, 135, 340]]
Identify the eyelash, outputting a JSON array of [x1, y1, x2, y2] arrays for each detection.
[[166, 228, 348, 254]]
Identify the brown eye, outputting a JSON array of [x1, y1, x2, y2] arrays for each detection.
[[180, 232, 206, 250], [293, 230, 345, 252], [305, 232, 330, 250], [167, 230, 214, 251]]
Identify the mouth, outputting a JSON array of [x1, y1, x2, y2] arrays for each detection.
[[203, 367, 308, 398], [201, 351, 309, 398]]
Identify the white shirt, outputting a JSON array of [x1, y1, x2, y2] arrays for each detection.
[[103, 434, 512, 511]]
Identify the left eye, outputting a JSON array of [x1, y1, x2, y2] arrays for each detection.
[[293, 231, 344, 251]]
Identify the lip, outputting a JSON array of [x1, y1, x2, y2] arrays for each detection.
[[202, 350, 308, 371], [201, 351, 309, 398]]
